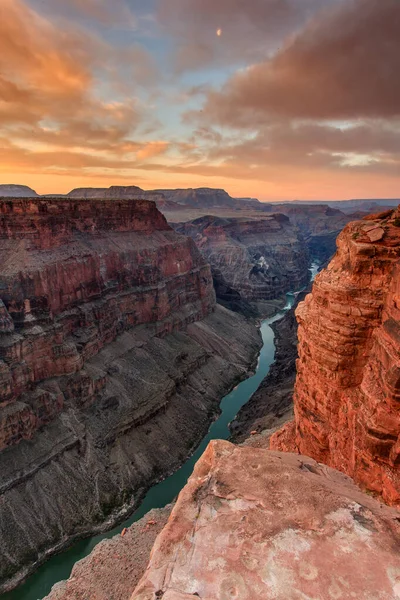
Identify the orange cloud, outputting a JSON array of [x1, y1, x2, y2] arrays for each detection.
[[137, 141, 170, 160], [0, 0, 167, 181]]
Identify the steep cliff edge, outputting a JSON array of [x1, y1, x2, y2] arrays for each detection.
[[132, 440, 400, 600], [0, 198, 261, 592], [271, 208, 400, 507], [174, 214, 309, 316]]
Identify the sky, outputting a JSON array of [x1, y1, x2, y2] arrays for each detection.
[[0, 0, 399, 200]]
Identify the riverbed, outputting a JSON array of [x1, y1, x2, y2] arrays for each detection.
[[4, 268, 319, 600]]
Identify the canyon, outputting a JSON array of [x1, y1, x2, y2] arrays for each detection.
[[271, 208, 400, 507], [174, 215, 309, 316], [43, 207, 400, 600], [0, 197, 261, 592], [230, 287, 310, 443], [2, 189, 399, 600]]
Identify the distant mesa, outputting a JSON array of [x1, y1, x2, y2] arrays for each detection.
[[0, 184, 39, 197]]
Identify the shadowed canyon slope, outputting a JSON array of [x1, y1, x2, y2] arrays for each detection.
[[0, 198, 261, 591], [132, 440, 400, 600], [174, 214, 309, 316], [260, 204, 353, 263], [272, 208, 400, 506]]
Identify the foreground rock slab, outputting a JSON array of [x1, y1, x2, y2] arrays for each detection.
[[133, 440, 400, 600]]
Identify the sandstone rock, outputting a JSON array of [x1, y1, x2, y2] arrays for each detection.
[[271, 207, 400, 507], [0, 198, 261, 592], [174, 214, 309, 315], [132, 440, 400, 600], [45, 506, 173, 600]]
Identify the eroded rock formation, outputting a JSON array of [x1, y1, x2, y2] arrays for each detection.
[[132, 440, 400, 600], [0, 198, 261, 592], [261, 204, 353, 263], [271, 208, 400, 507], [174, 215, 309, 316]]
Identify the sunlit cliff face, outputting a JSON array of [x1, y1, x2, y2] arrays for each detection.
[[0, 0, 399, 200]]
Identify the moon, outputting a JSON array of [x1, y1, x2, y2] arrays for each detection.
[[216, 28, 222, 37]]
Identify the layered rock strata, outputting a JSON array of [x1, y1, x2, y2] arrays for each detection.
[[272, 208, 400, 506], [174, 215, 309, 316], [262, 204, 353, 263], [133, 440, 400, 600], [0, 198, 261, 591]]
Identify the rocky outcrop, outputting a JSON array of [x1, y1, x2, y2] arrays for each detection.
[[45, 506, 173, 600], [133, 440, 400, 600], [0, 185, 39, 197], [174, 215, 309, 316], [271, 208, 400, 507], [0, 198, 261, 592]]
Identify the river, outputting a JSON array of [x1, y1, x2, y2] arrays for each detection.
[[3, 263, 319, 600]]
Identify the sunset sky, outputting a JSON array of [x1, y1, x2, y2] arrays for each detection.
[[1, 0, 399, 200]]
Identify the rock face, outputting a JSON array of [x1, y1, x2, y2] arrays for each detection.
[[271, 208, 400, 507], [174, 215, 309, 316], [45, 506, 173, 600], [0, 198, 261, 592], [133, 440, 400, 600], [0, 184, 39, 197], [262, 204, 352, 263]]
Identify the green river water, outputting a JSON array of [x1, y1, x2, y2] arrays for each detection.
[[4, 265, 318, 600]]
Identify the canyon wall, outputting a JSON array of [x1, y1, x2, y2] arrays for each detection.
[[261, 204, 353, 263], [271, 208, 400, 506], [0, 198, 261, 591], [174, 214, 309, 316]]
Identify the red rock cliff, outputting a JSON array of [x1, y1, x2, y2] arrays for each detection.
[[0, 198, 215, 450], [271, 208, 400, 506]]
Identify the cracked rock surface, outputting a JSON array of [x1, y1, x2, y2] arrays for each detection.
[[132, 440, 400, 600]]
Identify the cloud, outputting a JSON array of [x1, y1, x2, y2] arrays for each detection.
[[0, 0, 165, 178], [29, 0, 137, 28], [136, 141, 170, 160], [194, 0, 400, 125], [157, 0, 336, 72]]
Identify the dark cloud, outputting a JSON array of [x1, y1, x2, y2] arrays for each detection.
[[157, 0, 336, 72], [195, 0, 400, 125]]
